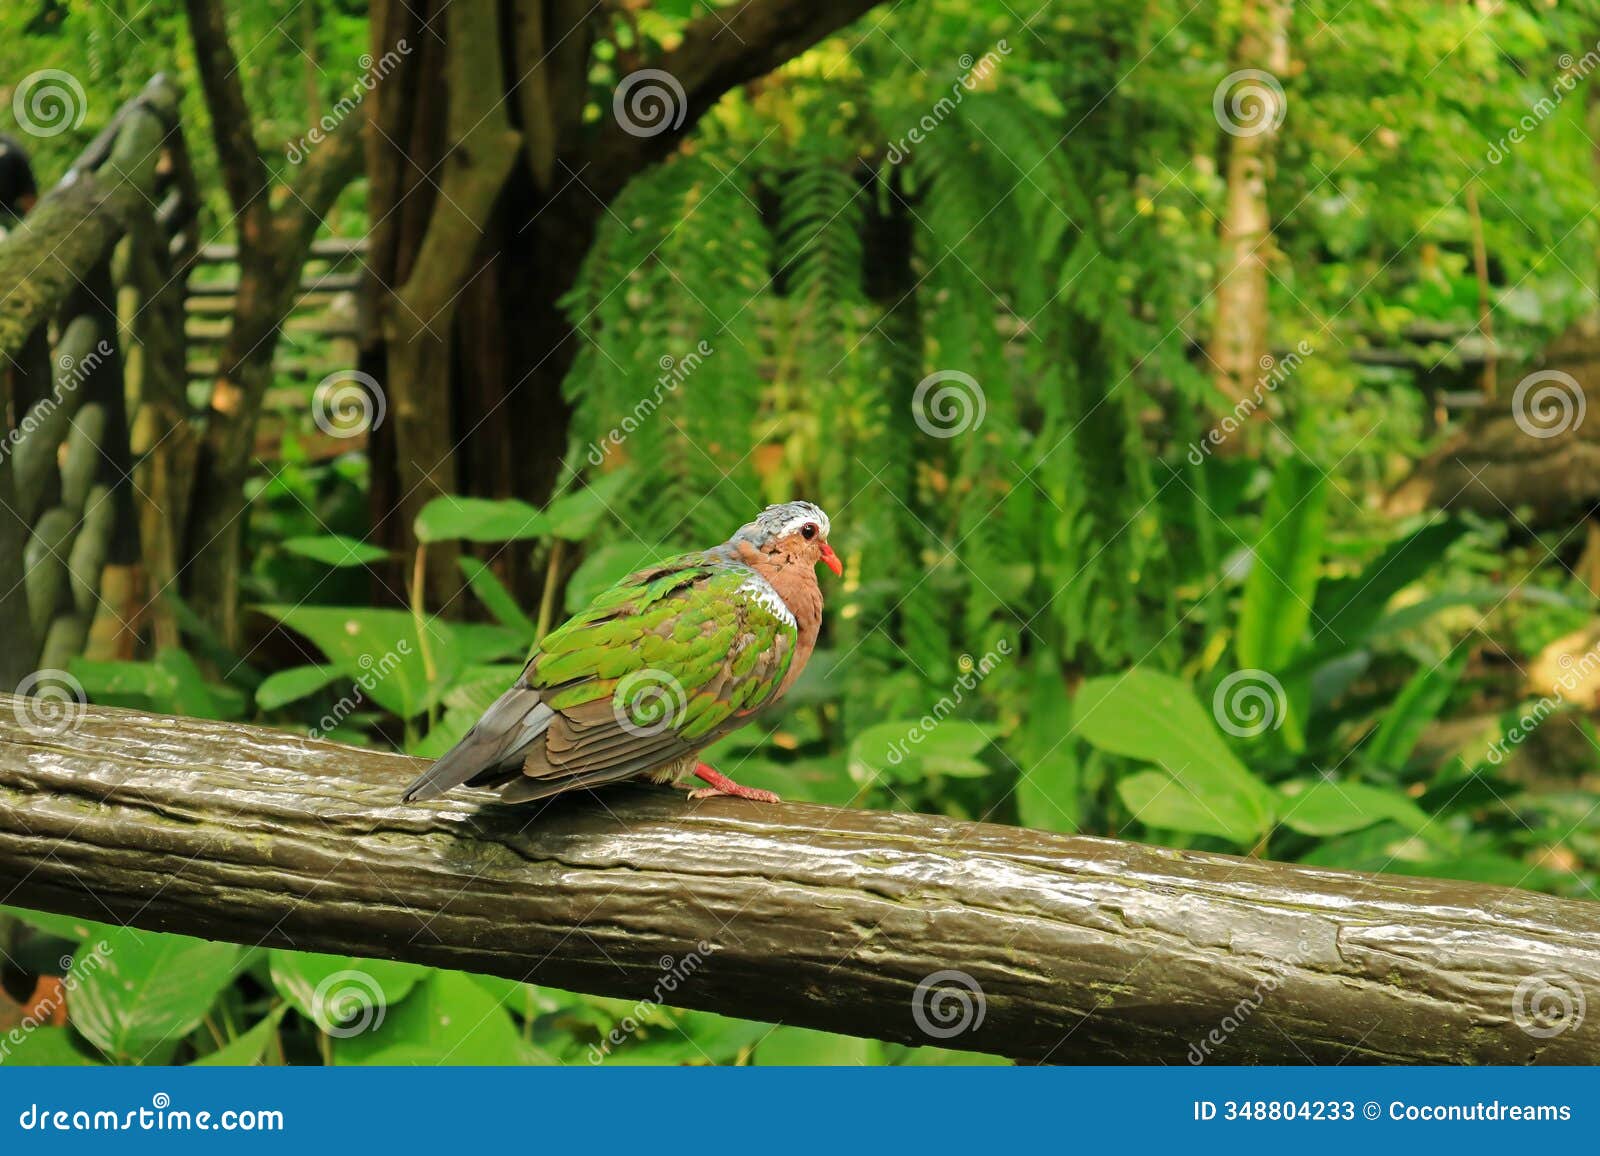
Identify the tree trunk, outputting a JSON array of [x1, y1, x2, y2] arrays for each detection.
[[1206, 0, 1292, 407], [364, 0, 886, 610], [180, 0, 363, 648]]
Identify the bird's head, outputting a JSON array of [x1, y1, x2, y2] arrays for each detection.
[[730, 501, 842, 577]]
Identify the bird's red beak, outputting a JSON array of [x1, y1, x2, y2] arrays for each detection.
[[818, 542, 842, 577]]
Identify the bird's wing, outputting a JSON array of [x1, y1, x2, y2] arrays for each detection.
[[401, 555, 797, 803]]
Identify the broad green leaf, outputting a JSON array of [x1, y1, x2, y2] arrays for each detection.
[[282, 534, 388, 567], [267, 951, 429, 1035], [254, 605, 439, 718], [0, 1027, 100, 1066], [255, 665, 341, 712], [415, 496, 549, 544], [847, 720, 994, 785], [1, 906, 119, 945], [1074, 670, 1274, 843], [1015, 747, 1079, 832], [755, 1025, 872, 1065], [191, 1006, 286, 1066], [449, 622, 527, 666], [333, 971, 524, 1065], [1276, 779, 1434, 838], [1117, 768, 1264, 842], [1366, 648, 1470, 771], [155, 649, 246, 720], [542, 471, 631, 541], [1237, 456, 1328, 675], [458, 558, 537, 637], [886, 1042, 1009, 1066], [1014, 664, 1080, 833], [70, 927, 242, 1060], [68, 658, 180, 711]]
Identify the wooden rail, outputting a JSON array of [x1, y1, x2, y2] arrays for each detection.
[[0, 74, 199, 682], [0, 697, 1596, 1063]]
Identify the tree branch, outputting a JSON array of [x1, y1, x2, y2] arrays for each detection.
[[182, 0, 270, 226], [2, 697, 1596, 1064], [585, 0, 884, 200], [390, 0, 523, 337]]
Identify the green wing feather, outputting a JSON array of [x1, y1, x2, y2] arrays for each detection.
[[402, 552, 798, 804], [521, 554, 796, 773]]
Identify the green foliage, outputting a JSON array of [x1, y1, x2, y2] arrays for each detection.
[[7, 0, 1600, 1068]]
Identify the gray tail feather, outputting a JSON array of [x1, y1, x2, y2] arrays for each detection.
[[401, 685, 553, 802]]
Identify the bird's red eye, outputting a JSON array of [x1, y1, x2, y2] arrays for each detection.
[[801, 522, 818, 540]]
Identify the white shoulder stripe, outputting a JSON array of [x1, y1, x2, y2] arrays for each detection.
[[738, 573, 796, 627]]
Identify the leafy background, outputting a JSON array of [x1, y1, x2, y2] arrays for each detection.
[[3, 0, 1600, 1064]]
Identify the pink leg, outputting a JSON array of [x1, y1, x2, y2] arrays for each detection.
[[688, 762, 780, 803]]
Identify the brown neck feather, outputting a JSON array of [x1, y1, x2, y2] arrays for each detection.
[[734, 540, 824, 690]]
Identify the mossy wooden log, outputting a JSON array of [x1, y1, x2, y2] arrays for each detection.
[[0, 79, 175, 361], [11, 316, 101, 526], [0, 699, 1596, 1063]]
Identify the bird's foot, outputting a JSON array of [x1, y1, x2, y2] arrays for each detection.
[[687, 762, 780, 803]]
